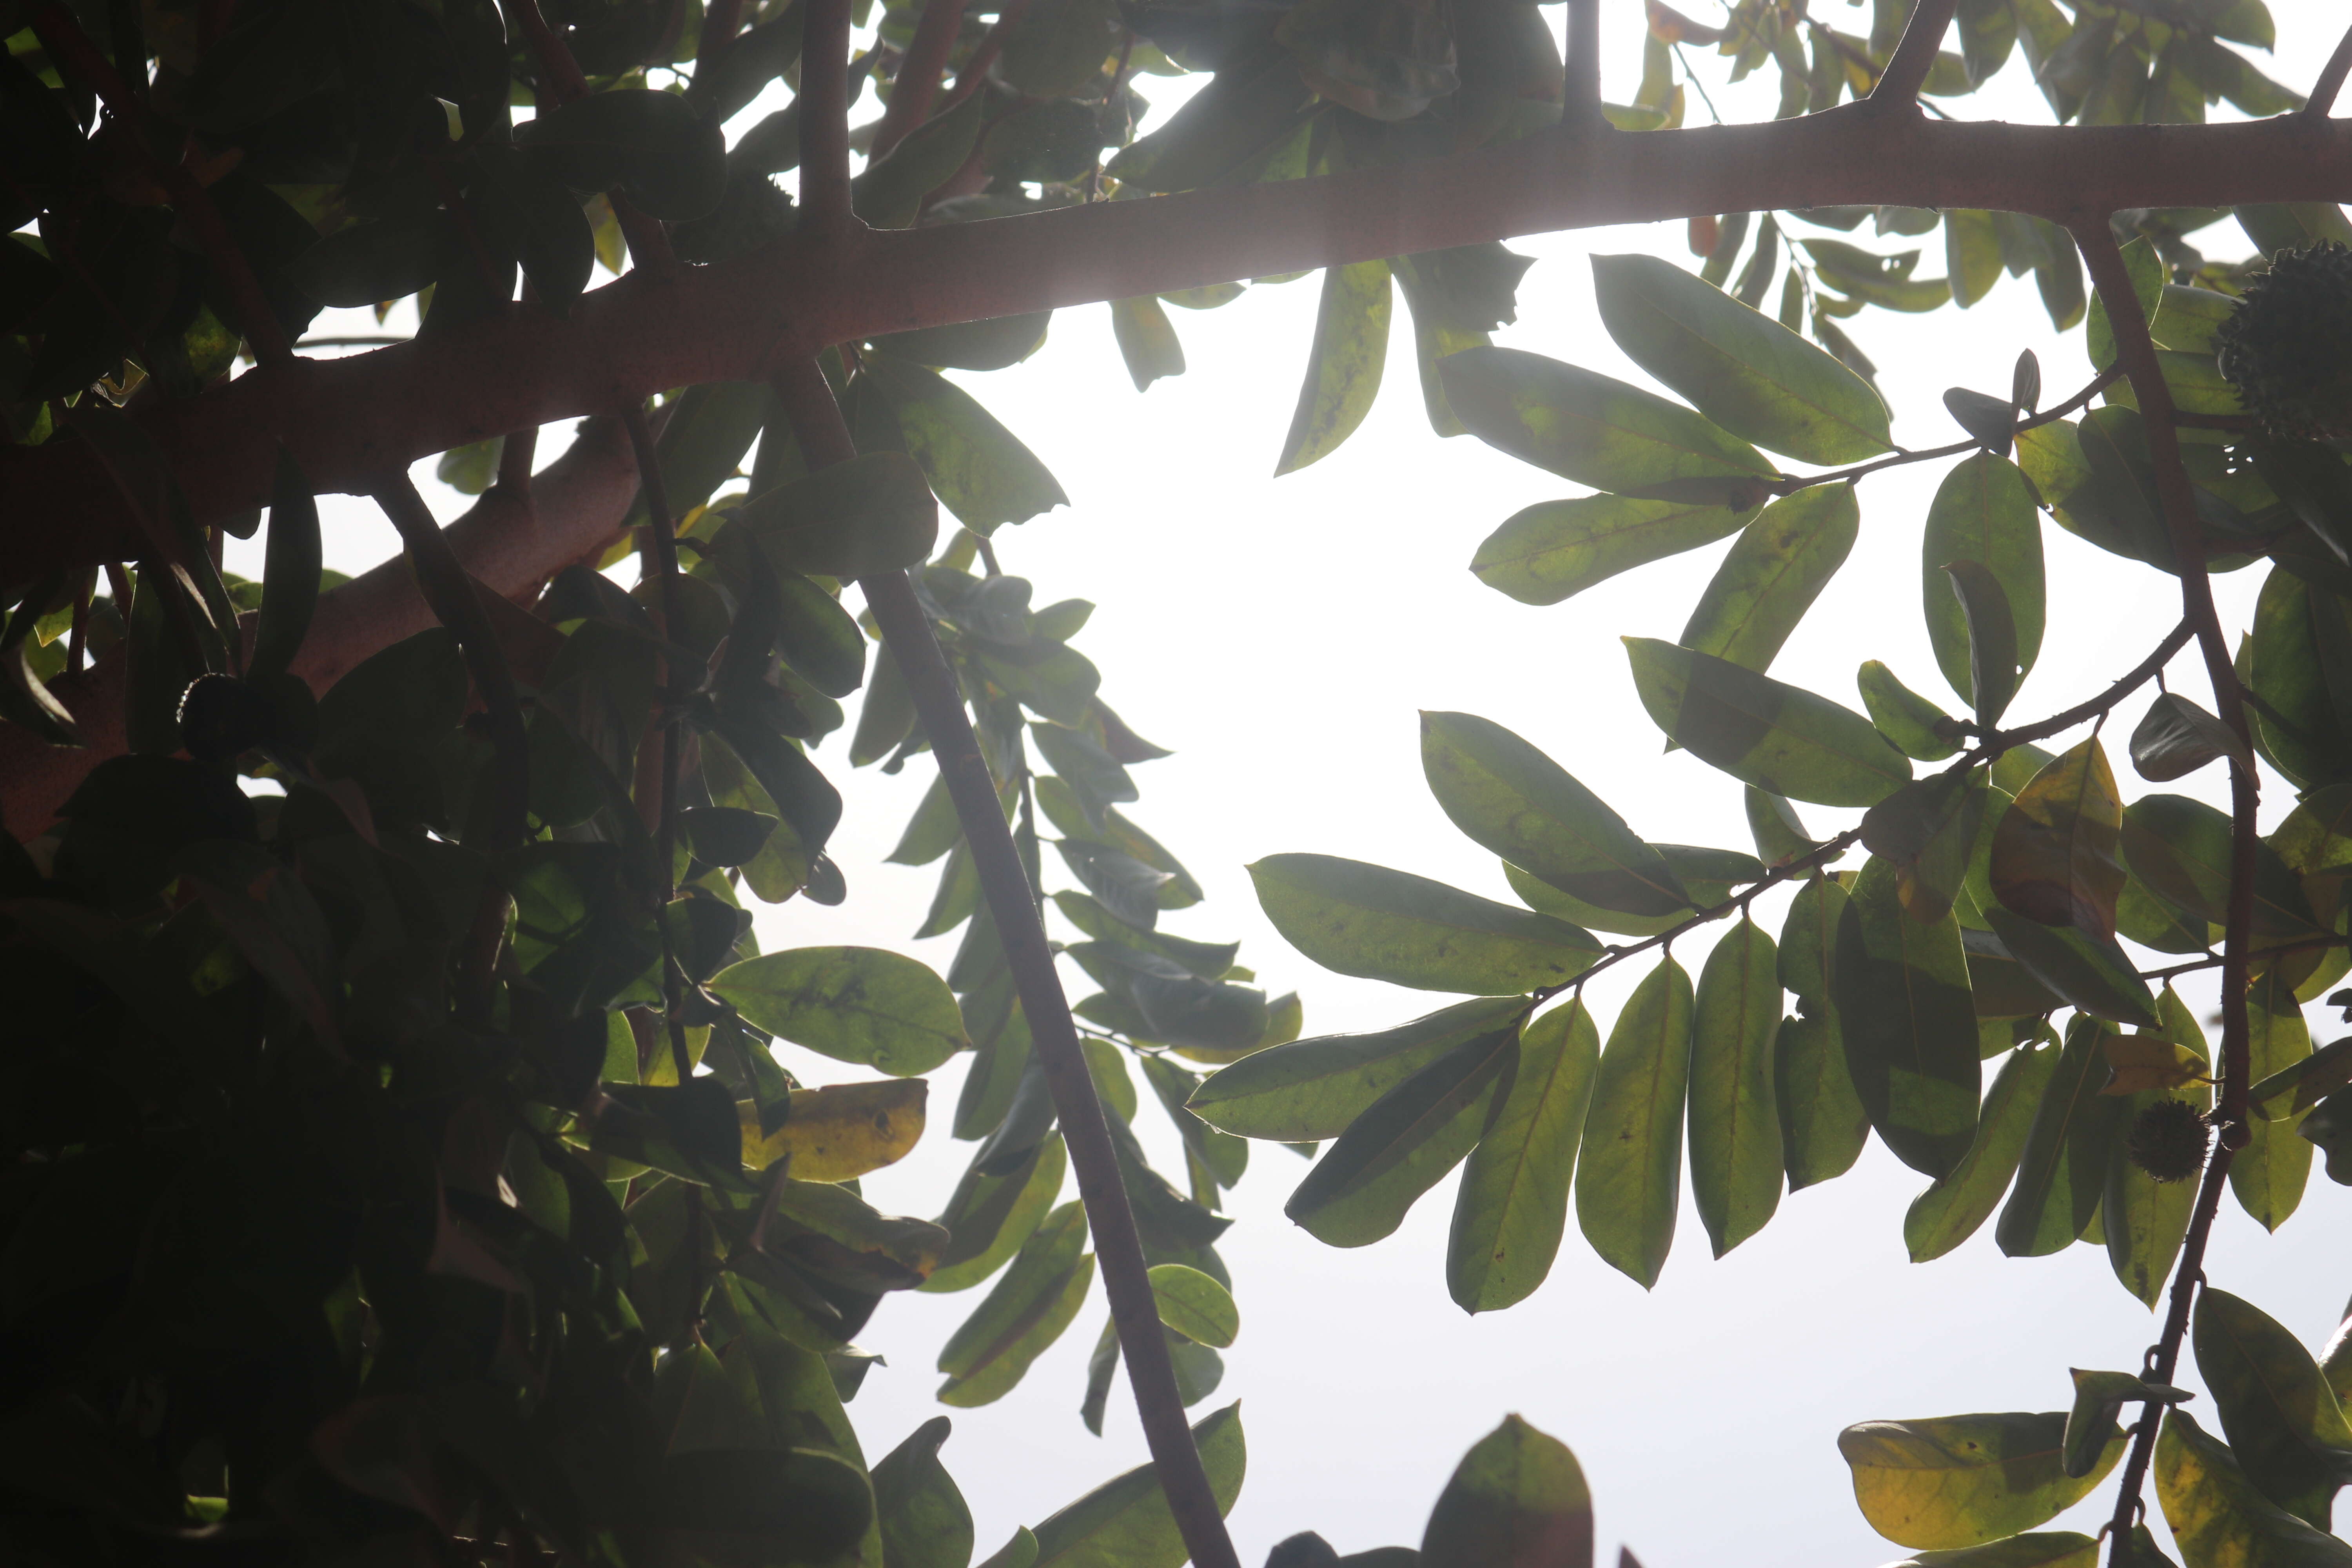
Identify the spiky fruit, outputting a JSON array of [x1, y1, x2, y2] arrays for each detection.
[[2216, 242, 2352, 444], [2125, 1099, 2209, 1184]]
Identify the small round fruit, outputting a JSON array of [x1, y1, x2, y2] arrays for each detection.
[[2125, 1099, 2210, 1185]]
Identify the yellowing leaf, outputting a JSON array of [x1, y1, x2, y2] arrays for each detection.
[[2098, 1033, 2208, 1098], [741, 1080, 929, 1181]]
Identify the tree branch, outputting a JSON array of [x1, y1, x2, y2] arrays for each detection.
[[936, 0, 1027, 115], [799, 0, 856, 230], [621, 406, 693, 1084], [1770, 367, 2122, 497], [512, 0, 677, 274], [1564, 0, 1601, 125], [871, 0, 969, 160], [2312, 19, 2352, 120], [1867, 0, 1960, 111], [11, 113, 2352, 585], [2073, 218, 2259, 1568], [765, 361, 1241, 1568]]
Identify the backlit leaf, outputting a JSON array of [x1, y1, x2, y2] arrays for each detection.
[[1996, 1016, 2126, 1258], [1679, 484, 1860, 674], [1276, 261, 1393, 475], [1990, 737, 2126, 942], [1688, 917, 1783, 1256], [1189, 996, 1530, 1140], [1440, 346, 1778, 497], [1249, 853, 1601, 995], [1626, 639, 1913, 808], [1834, 856, 1982, 1178], [1448, 1000, 1599, 1313], [711, 947, 967, 1076], [1839, 1412, 2121, 1550], [1905, 1033, 2060, 1262], [1470, 493, 1757, 607], [2156, 1412, 2352, 1568], [1575, 957, 1694, 1287], [1421, 1416, 1594, 1568]]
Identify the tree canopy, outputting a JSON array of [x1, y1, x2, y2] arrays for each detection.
[[6, 0, 2352, 1566]]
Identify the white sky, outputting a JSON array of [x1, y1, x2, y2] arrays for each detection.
[[249, 3, 2352, 1562]]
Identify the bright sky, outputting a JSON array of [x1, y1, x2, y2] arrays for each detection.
[[251, 4, 2352, 1562]]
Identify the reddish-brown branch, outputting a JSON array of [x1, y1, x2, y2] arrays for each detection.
[[496, 426, 539, 499], [766, 360, 1241, 1568], [1565, 0, 1601, 123], [2074, 219, 2259, 1568], [697, 0, 747, 81], [2312, 20, 2352, 119], [871, 0, 970, 160], [14, 111, 2352, 590], [800, 0, 856, 229], [1868, 0, 1960, 109], [30, 4, 293, 368], [935, 0, 1027, 114]]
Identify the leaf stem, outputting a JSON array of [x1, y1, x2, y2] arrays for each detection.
[[2073, 217, 2260, 1568], [767, 357, 1242, 1568], [936, 0, 1028, 114], [1771, 367, 2122, 498], [799, 0, 857, 232], [2137, 933, 2350, 984], [1566, 0, 1603, 125], [2311, 20, 2352, 119]]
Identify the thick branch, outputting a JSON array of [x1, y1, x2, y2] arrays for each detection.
[[765, 363, 1241, 1568], [11, 111, 2350, 584], [1564, 0, 1601, 124], [871, 0, 969, 160], [800, 0, 856, 229], [1867, 0, 1960, 111]]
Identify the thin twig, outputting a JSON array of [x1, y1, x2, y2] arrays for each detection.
[[871, 0, 969, 160], [2074, 218, 2260, 1568], [1867, 0, 1960, 110], [296, 335, 414, 349], [1770, 367, 2122, 497], [30, 4, 293, 368], [766, 357, 1242, 1568], [799, 0, 856, 231], [2138, 933, 2351, 984], [2310, 19, 2352, 119], [1536, 617, 2194, 1003], [496, 427, 539, 499]]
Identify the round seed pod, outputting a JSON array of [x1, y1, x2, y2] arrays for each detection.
[[2125, 1098, 2210, 1185], [177, 674, 278, 763], [2216, 241, 2352, 444]]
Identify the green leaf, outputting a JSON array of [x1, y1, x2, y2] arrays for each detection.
[[1420, 1416, 1594, 1568], [1109, 296, 1185, 392], [1686, 917, 1783, 1257], [874, 311, 1054, 373], [926, 1136, 1068, 1293], [1470, 493, 1757, 607], [2131, 692, 2256, 786], [630, 380, 768, 528], [515, 88, 726, 220], [1286, 1025, 1516, 1248], [1421, 711, 1689, 917], [1883, 1535, 2100, 1568], [2194, 1288, 2352, 1528], [1859, 662, 1964, 762], [1448, 1000, 1599, 1313], [860, 358, 1068, 534], [710, 947, 967, 1076], [1439, 346, 1777, 497], [2232, 973, 2315, 1233], [2123, 794, 2319, 946], [1276, 261, 1393, 475], [1779, 1014, 1870, 1191], [2066, 1372, 2189, 1481], [2157, 1412, 2352, 1568], [730, 452, 941, 578], [249, 448, 319, 687], [1996, 1016, 2127, 1258], [872, 1417, 976, 1568], [1804, 239, 1954, 313], [1575, 957, 1694, 1288], [936, 1202, 1093, 1406], [1943, 561, 2020, 727], [1503, 844, 1757, 938], [2105, 988, 2209, 1305], [1625, 639, 1913, 808], [1860, 769, 1994, 927], [1749, 786, 1832, 872], [998, 0, 1120, 96], [1834, 856, 1982, 1177], [1839, 1412, 2123, 1550], [1905, 1032, 2062, 1261], [1249, 853, 1599, 995], [1990, 737, 2127, 942], [1983, 910, 2160, 1028], [1590, 252, 1893, 463], [1146, 1263, 1239, 1348], [1188, 996, 1529, 1140], [2150, 283, 2237, 358], [1028, 1403, 1245, 1568], [1679, 485, 1860, 674], [852, 95, 985, 229]]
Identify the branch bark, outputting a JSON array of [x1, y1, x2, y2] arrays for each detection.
[[871, 0, 970, 160], [800, 0, 856, 229], [766, 360, 1242, 1568], [2312, 20, 2352, 120], [11, 110, 2348, 587], [2072, 220, 2258, 1568], [1564, 0, 1601, 124], [1867, 0, 1960, 110]]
